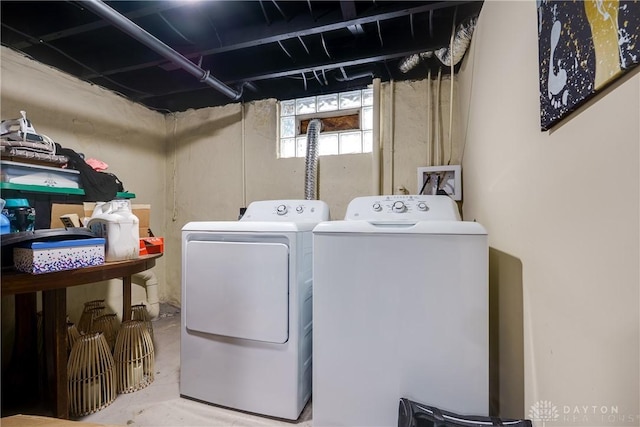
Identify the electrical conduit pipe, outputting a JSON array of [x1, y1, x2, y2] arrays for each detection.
[[372, 78, 381, 195]]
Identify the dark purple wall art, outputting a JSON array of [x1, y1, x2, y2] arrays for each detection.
[[538, 0, 639, 130]]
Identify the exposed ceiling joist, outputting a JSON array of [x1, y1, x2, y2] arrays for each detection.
[[0, 1, 483, 112], [11, 2, 185, 50]]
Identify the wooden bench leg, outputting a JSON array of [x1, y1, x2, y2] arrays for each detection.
[[43, 288, 68, 419], [123, 276, 132, 321]]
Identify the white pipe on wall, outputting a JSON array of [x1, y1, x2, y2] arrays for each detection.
[[435, 68, 442, 166], [372, 78, 381, 195], [132, 270, 160, 320], [426, 69, 432, 167], [389, 80, 395, 194], [241, 103, 247, 207], [448, 74, 454, 165], [448, 17, 455, 166]]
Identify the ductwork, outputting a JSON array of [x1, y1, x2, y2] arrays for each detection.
[[399, 52, 433, 73], [304, 119, 322, 200], [434, 16, 477, 67], [398, 16, 477, 73], [83, 0, 243, 100]]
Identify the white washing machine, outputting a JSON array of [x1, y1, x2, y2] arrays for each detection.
[[312, 195, 488, 427], [180, 199, 329, 420]]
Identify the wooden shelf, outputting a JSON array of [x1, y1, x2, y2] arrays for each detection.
[[0, 182, 135, 198], [1, 253, 162, 296]]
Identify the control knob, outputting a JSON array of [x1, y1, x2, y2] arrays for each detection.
[[276, 204, 288, 215], [417, 202, 428, 211], [392, 201, 406, 213], [296, 205, 304, 213], [372, 203, 382, 212]]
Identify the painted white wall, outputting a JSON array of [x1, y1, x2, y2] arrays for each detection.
[[458, 1, 639, 424], [162, 99, 377, 304], [160, 79, 459, 306]]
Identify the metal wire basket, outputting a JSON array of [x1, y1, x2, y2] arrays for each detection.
[[91, 313, 120, 352], [113, 320, 155, 393], [67, 332, 116, 416], [66, 321, 81, 354], [131, 303, 154, 341], [78, 300, 106, 333]]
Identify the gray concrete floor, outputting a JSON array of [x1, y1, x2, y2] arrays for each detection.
[[79, 304, 312, 427]]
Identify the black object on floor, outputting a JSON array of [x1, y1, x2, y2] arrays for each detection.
[[398, 398, 532, 427]]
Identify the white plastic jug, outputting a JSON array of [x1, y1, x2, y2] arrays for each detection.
[[86, 201, 139, 262]]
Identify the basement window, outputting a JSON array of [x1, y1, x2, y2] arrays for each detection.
[[278, 88, 373, 158]]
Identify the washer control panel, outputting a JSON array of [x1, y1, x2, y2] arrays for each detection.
[[344, 195, 460, 221], [241, 199, 330, 222]]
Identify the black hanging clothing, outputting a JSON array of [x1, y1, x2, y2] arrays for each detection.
[[55, 143, 124, 202]]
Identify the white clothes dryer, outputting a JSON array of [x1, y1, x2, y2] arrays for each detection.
[[180, 200, 329, 420], [312, 195, 488, 427]]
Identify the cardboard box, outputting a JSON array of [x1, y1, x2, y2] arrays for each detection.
[[50, 203, 88, 228], [1, 414, 122, 427], [14, 238, 105, 274], [51, 202, 151, 237], [132, 204, 151, 237]]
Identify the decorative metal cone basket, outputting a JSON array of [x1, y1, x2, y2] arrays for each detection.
[[113, 320, 155, 393], [67, 332, 116, 416], [78, 300, 106, 333], [131, 304, 154, 341], [84, 299, 106, 308], [91, 313, 120, 352], [67, 322, 81, 354]]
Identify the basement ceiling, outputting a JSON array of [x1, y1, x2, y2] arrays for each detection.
[[1, 1, 483, 113]]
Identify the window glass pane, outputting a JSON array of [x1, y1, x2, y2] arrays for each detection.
[[280, 138, 296, 158], [281, 100, 295, 116], [296, 97, 316, 114], [280, 116, 295, 138], [280, 91, 375, 158], [362, 106, 373, 130], [339, 90, 361, 109], [317, 94, 338, 112], [296, 137, 307, 158], [318, 133, 339, 156], [362, 88, 373, 106], [339, 131, 362, 154], [363, 130, 373, 153]]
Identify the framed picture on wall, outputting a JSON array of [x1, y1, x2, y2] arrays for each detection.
[[537, 0, 640, 131]]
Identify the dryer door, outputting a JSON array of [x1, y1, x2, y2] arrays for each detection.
[[184, 240, 289, 343]]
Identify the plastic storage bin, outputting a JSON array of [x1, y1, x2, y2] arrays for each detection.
[[14, 238, 105, 274], [1, 159, 80, 188]]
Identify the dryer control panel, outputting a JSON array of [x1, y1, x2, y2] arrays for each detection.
[[241, 199, 330, 222], [344, 195, 460, 222]]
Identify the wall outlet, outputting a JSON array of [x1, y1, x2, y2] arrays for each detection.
[[416, 165, 461, 200]]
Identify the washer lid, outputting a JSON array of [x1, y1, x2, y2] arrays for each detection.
[[313, 220, 487, 235]]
